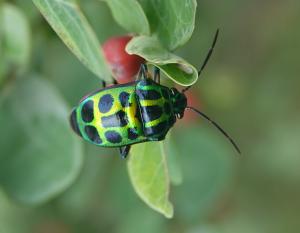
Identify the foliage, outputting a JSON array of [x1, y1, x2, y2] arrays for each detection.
[[29, 0, 198, 217], [1, 0, 300, 232], [32, 0, 111, 81], [128, 142, 173, 218], [104, 0, 150, 35], [1, 3, 30, 82], [0, 76, 83, 204], [126, 36, 198, 86]]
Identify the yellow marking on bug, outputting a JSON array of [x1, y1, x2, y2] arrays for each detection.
[[139, 99, 165, 106], [145, 113, 169, 128]]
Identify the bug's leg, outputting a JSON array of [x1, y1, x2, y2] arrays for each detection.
[[136, 64, 148, 81], [103, 79, 118, 87], [113, 79, 118, 85], [119, 146, 131, 159], [153, 66, 160, 84]]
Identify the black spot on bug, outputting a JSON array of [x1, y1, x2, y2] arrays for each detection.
[[145, 121, 168, 136], [101, 110, 128, 128], [105, 130, 122, 144], [164, 102, 171, 115], [119, 92, 130, 107], [84, 125, 102, 144], [137, 89, 161, 100], [141, 105, 163, 122], [81, 100, 94, 123], [98, 94, 114, 113], [161, 89, 169, 99], [128, 128, 138, 140], [70, 108, 82, 137]]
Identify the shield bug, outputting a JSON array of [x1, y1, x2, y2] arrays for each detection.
[[70, 30, 241, 158]]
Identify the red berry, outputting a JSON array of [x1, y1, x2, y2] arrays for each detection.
[[102, 36, 144, 84]]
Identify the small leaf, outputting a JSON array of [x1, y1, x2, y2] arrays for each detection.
[[0, 76, 83, 204], [104, 0, 150, 35], [1, 3, 31, 79], [126, 36, 198, 86], [139, 0, 197, 50], [128, 142, 173, 218], [32, 0, 111, 81]]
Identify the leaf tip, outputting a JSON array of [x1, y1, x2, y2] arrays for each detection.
[[162, 202, 174, 219]]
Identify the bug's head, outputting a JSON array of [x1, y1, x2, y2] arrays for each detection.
[[170, 87, 187, 119]]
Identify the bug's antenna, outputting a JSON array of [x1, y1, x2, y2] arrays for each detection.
[[198, 29, 219, 78], [182, 29, 220, 93], [185, 106, 241, 154]]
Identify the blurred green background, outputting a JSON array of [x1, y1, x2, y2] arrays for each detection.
[[1, 0, 300, 233]]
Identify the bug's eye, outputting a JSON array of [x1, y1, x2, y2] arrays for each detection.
[[176, 112, 184, 119]]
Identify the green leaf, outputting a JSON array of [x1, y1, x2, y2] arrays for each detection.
[[32, 0, 111, 81], [1, 3, 31, 81], [128, 142, 173, 218], [164, 135, 183, 186], [126, 36, 198, 86], [0, 76, 83, 204], [104, 0, 150, 35], [139, 0, 197, 50]]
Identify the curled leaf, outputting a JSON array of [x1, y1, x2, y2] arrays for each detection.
[[126, 36, 198, 86]]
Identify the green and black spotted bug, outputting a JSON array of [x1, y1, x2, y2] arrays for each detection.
[[70, 30, 241, 158]]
